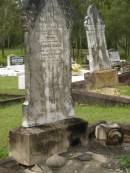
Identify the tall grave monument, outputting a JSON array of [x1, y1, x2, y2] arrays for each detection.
[[22, 0, 74, 127], [9, 0, 87, 166], [84, 5, 118, 89]]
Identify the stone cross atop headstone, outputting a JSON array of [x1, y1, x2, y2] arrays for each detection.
[[84, 4, 111, 72], [22, 0, 74, 127]]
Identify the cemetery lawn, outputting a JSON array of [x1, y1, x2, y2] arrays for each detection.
[[117, 85, 130, 97], [1, 76, 130, 97], [1, 103, 130, 159], [0, 77, 24, 95], [0, 103, 22, 158], [75, 104, 130, 124]]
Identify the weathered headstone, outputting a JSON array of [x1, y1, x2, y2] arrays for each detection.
[[9, 0, 87, 166], [84, 5, 118, 89], [108, 49, 121, 67], [84, 4, 111, 72], [21, 0, 74, 127]]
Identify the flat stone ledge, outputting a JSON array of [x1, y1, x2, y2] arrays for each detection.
[[9, 118, 88, 166], [72, 89, 130, 106]]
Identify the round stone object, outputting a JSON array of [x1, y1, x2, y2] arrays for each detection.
[[46, 154, 66, 169]]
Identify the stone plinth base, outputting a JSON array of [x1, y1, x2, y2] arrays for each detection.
[[9, 118, 88, 166], [84, 69, 118, 89]]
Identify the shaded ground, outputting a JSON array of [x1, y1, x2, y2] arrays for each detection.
[[1, 103, 130, 159], [0, 141, 129, 173], [0, 95, 11, 101]]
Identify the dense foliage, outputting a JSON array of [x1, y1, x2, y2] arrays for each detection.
[[70, 0, 130, 60], [0, 0, 130, 62], [0, 0, 22, 58]]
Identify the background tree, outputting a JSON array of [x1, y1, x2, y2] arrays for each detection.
[[0, 0, 22, 61], [70, 0, 130, 62], [0, 0, 130, 64]]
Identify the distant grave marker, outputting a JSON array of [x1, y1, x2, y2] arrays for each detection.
[[108, 49, 121, 66], [84, 4, 111, 72], [84, 5, 118, 89], [7, 55, 24, 67]]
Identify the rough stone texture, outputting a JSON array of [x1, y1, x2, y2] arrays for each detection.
[[108, 49, 121, 66], [46, 154, 66, 172], [84, 5, 111, 72], [84, 69, 118, 89], [22, 0, 74, 127], [95, 123, 123, 146], [2, 141, 130, 173], [9, 118, 88, 166]]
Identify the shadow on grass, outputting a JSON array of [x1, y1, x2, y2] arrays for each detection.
[[0, 147, 8, 159]]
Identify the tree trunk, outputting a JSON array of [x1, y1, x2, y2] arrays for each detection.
[[8, 36, 10, 49], [79, 34, 82, 63], [75, 40, 78, 62], [1, 39, 5, 65], [73, 46, 75, 61], [1, 46, 5, 58], [125, 35, 129, 60]]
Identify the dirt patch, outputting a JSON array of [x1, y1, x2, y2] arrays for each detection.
[[0, 141, 129, 173], [89, 87, 130, 99]]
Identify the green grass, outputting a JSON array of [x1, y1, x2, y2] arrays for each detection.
[[116, 155, 130, 173], [0, 103, 130, 158], [118, 85, 130, 97], [75, 104, 130, 124], [1, 76, 130, 97], [0, 103, 22, 158], [0, 77, 24, 95], [0, 48, 24, 66]]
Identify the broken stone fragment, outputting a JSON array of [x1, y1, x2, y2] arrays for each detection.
[[95, 123, 123, 145]]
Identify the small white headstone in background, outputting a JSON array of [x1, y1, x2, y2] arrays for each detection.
[[0, 55, 25, 77], [7, 54, 24, 67], [18, 74, 25, 90]]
